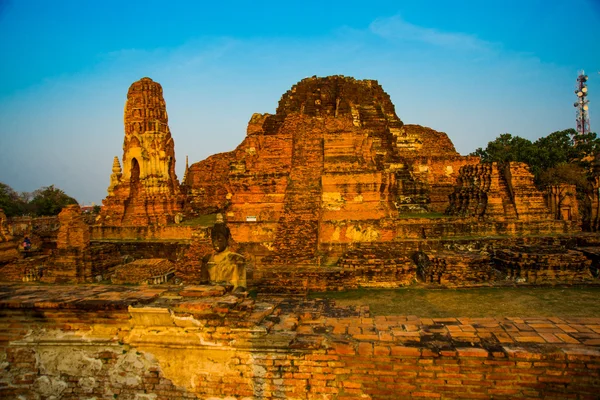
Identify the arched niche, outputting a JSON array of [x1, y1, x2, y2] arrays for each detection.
[[130, 158, 141, 183]]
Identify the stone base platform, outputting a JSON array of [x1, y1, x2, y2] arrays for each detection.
[[252, 265, 358, 293], [0, 283, 599, 399]]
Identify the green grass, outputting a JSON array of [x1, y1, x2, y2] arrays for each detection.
[[397, 212, 450, 219], [309, 286, 600, 318], [177, 214, 218, 227]]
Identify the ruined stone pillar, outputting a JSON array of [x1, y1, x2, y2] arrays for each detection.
[[43, 205, 92, 283]]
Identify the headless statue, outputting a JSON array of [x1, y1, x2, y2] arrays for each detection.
[[202, 218, 246, 291]]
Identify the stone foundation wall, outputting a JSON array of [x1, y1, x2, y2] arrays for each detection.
[[320, 218, 573, 244], [229, 221, 279, 244], [337, 243, 416, 287], [252, 266, 358, 293], [90, 225, 197, 241], [4, 336, 599, 400], [107, 241, 190, 264], [8, 216, 60, 237], [494, 247, 594, 284], [417, 251, 495, 285], [16, 229, 592, 289], [1, 288, 599, 400], [0, 256, 49, 282]]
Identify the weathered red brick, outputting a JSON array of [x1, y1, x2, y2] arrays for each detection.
[[357, 342, 373, 356], [332, 342, 355, 355], [391, 346, 420, 357], [411, 391, 441, 398], [373, 345, 390, 356]]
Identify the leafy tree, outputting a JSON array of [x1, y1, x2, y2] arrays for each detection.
[[571, 131, 600, 167], [28, 185, 78, 216], [472, 129, 600, 186], [532, 130, 599, 183], [473, 129, 600, 229], [0, 182, 27, 217], [526, 130, 574, 178], [471, 134, 534, 164], [538, 163, 589, 189], [19, 191, 32, 204]]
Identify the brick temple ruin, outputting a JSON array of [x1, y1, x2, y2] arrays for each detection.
[[101, 77, 184, 227], [1, 76, 599, 399]]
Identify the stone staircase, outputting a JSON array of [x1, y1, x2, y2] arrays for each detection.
[[394, 165, 430, 214], [497, 171, 518, 220], [447, 163, 520, 220], [263, 125, 323, 265], [121, 192, 148, 226]]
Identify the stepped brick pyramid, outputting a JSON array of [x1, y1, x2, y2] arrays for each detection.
[[186, 76, 495, 262], [100, 77, 184, 226]]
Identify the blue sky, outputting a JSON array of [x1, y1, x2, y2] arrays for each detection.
[[0, 0, 599, 205]]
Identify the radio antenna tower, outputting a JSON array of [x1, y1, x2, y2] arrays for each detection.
[[574, 70, 590, 135]]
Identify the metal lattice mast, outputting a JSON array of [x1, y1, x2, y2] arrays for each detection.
[[574, 71, 590, 135]]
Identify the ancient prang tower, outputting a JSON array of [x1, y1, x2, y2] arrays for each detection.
[[100, 78, 184, 226]]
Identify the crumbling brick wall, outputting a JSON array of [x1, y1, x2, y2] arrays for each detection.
[[1, 299, 599, 400]]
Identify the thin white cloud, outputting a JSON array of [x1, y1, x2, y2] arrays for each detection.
[[369, 15, 499, 54]]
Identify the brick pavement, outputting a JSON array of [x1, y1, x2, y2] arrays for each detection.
[[1, 284, 598, 350]]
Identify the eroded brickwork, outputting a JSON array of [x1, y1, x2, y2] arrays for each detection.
[[546, 184, 580, 222], [504, 162, 553, 221], [494, 246, 593, 284], [447, 162, 553, 222], [1, 284, 599, 399], [56, 205, 90, 250], [100, 77, 184, 226], [263, 115, 324, 264], [395, 125, 480, 213], [112, 258, 175, 284], [415, 251, 495, 285], [28, 206, 121, 283], [0, 209, 10, 241], [337, 243, 416, 287]]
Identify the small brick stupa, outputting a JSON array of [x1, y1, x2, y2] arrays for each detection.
[[100, 78, 184, 226]]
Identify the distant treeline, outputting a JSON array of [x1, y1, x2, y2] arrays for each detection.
[[0, 183, 78, 217], [471, 128, 600, 190]]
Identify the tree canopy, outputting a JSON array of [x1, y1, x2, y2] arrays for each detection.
[[471, 129, 600, 188], [0, 183, 78, 217], [28, 185, 78, 216], [471, 133, 534, 164], [0, 183, 26, 217]]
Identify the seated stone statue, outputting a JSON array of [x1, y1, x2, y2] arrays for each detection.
[[202, 218, 246, 292]]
